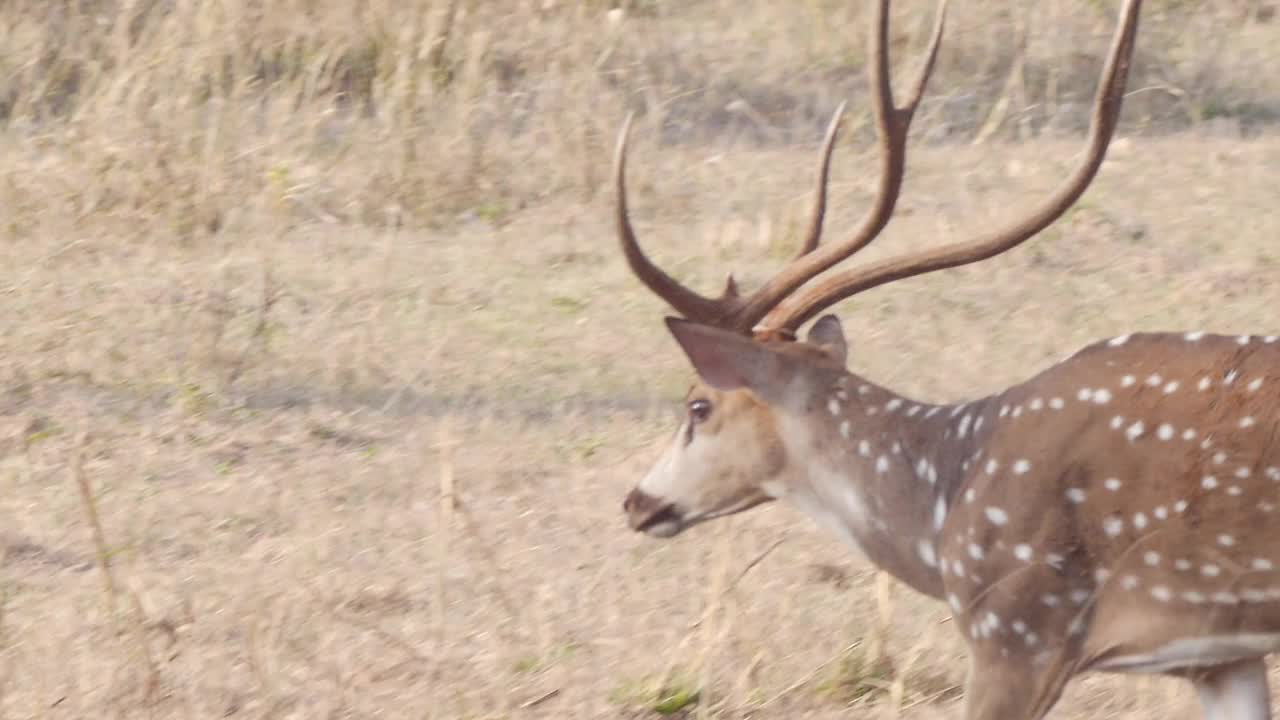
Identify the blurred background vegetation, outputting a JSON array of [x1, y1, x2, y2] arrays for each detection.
[[2, 0, 1276, 239]]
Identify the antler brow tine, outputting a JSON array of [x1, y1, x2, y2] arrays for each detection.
[[613, 113, 736, 324], [764, 0, 1143, 334]]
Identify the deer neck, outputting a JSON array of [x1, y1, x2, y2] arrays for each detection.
[[775, 373, 990, 599]]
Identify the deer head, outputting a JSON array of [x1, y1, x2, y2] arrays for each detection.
[[617, 0, 1141, 541], [623, 315, 849, 536]]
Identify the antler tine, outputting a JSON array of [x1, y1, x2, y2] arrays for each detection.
[[724, 0, 949, 334], [614, 113, 738, 324], [901, 0, 948, 117], [764, 0, 1143, 334], [794, 101, 848, 259]]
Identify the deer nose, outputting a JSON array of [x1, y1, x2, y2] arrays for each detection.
[[623, 487, 675, 532]]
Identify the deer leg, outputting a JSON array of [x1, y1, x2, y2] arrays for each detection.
[[1193, 659, 1271, 720], [959, 657, 1069, 720]]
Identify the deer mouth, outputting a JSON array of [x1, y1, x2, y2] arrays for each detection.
[[625, 487, 775, 538], [624, 488, 686, 537], [636, 504, 684, 537]]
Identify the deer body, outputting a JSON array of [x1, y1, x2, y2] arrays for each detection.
[[609, 1, 1279, 717], [834, 330, 1280, 716]]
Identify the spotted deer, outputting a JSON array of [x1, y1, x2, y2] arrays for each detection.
[[616, 1, 1280, 718]]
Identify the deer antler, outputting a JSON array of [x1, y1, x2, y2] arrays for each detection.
[[762, 0, 1143, 334], [613, 0, 948, 332]]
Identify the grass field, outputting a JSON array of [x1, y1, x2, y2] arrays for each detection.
[[3, 1, 1280, 718]]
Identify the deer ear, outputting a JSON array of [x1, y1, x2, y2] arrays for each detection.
[[806, 314, 847, 365], [664, 317, 792, 396]]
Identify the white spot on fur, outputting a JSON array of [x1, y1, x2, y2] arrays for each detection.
[[1014, 544, 1033, 561], [1125, 421, 1145, 441], [917, 540, 937, 568], [985, 507, 1008, 526]]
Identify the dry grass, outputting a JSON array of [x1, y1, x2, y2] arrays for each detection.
[[2, 1, 1280, 718]]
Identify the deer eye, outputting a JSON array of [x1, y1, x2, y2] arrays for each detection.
[[688, 398, 712, 423]]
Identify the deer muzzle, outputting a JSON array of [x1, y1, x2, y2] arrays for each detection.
[[623, 487, 682, 537]]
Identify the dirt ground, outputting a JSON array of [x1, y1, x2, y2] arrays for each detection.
[[4, 1, 1280, 718]]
